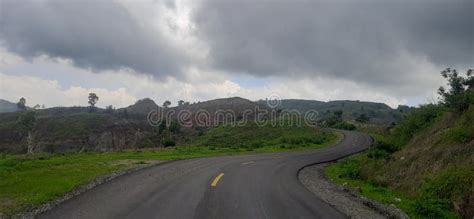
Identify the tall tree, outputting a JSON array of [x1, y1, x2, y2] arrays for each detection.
[[17, 110, 36, 153], [88, 93, 99, 111], [17, 97, 26, 110], [438, 68, 474, 112]]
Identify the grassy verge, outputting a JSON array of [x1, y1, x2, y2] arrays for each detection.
[[325, 154, 464, 219], [324, 104, 474, 219], [0, 130, 341, 216]]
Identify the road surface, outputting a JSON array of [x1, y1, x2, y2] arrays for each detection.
[[39, 130, 372, 219]]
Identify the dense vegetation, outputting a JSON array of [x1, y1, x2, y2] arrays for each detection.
[[318, 110, 356, 130], [326, 69, 474, 218]]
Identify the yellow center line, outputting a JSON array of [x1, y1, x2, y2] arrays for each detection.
[[241, 161, 255, 165], [211, 173, 225, 187]]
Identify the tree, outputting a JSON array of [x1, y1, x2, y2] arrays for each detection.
[[17, 97, 26, 110], [17, 110, 36, 153], [105, 105, 114, 114], [163, 100, 171, 109], [334, 110, 343, 119], [88, 93, 99, 111], [158, 118, 167, 134], [438, 68, 474, 112], [169, 120, 180, 133], [178, 100, 185, 106]]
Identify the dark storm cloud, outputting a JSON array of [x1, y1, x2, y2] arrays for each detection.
[[0, 0, 472, 87], [0, 0, 187, 78], [193, 0, 473, 86]]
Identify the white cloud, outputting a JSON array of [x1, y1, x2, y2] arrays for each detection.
[[0, 73, 137, 108]]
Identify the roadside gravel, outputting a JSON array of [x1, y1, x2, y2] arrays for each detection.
[[299, 163, 409, 219]]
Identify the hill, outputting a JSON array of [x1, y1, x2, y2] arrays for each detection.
[[261, 99, 413, 125], [0, 99, 18, 113], [118, 98, 160, 115], [0, 99, 163, 154], [169, 97, 271, 126]]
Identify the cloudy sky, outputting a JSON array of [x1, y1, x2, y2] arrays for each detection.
[[0, 0, 472, 108]]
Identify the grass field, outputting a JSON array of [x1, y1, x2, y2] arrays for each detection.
[[0, 124, 340, 216]]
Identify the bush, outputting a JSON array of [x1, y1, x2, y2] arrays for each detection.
[[444, 126, 469, 143], [391, 104, 444, 146], [336, 159, 362, 180], [417, 167, 473, 217], [367, 148, 390, 159], [331, 121, 356, 130], [443, 105, 474, 143], [162, 139, 176, 147], [367, 140, 399, 159], [414, 198, 447, 218]]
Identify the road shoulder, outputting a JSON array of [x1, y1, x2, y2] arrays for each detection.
[[298, 163, 408, 219]]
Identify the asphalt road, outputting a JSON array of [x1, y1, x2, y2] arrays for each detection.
[[39, 130, 372, 219]]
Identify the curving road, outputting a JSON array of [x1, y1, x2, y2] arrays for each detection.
[[39, 130, 372, 219]]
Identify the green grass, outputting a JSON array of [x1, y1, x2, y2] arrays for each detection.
[[325, 155, 461, 219], [187, 121, 337, 149], [0, 127, 341, 216], [323, 104, 474, 219]]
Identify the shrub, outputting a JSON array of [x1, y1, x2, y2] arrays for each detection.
[[414, 198, 447, 218], [443, 105, 474, 143], [367, 140, 399, 159], [336, 159, 362, 180], [444, 126, 469, 143], [391, 104, 444, 146], [418, 167, 473, 217], [332, 121, 356, 130], [367, 148, 390, 159], [162, 139, 176, 147]]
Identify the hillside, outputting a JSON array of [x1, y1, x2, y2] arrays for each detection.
[[0, 99, 163, 153], [326, 104, 474, 218], [188, 120, 337, 149], [170, 97, 271, 126], [261, 99, 413, 125], [0, 99, 17, 113], [0, 97, 272, 153], [117, 98, 160, 115]]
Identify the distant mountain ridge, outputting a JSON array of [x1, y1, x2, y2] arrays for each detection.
[[257, 99, 413, 124], [0, 99, 18, 113]]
